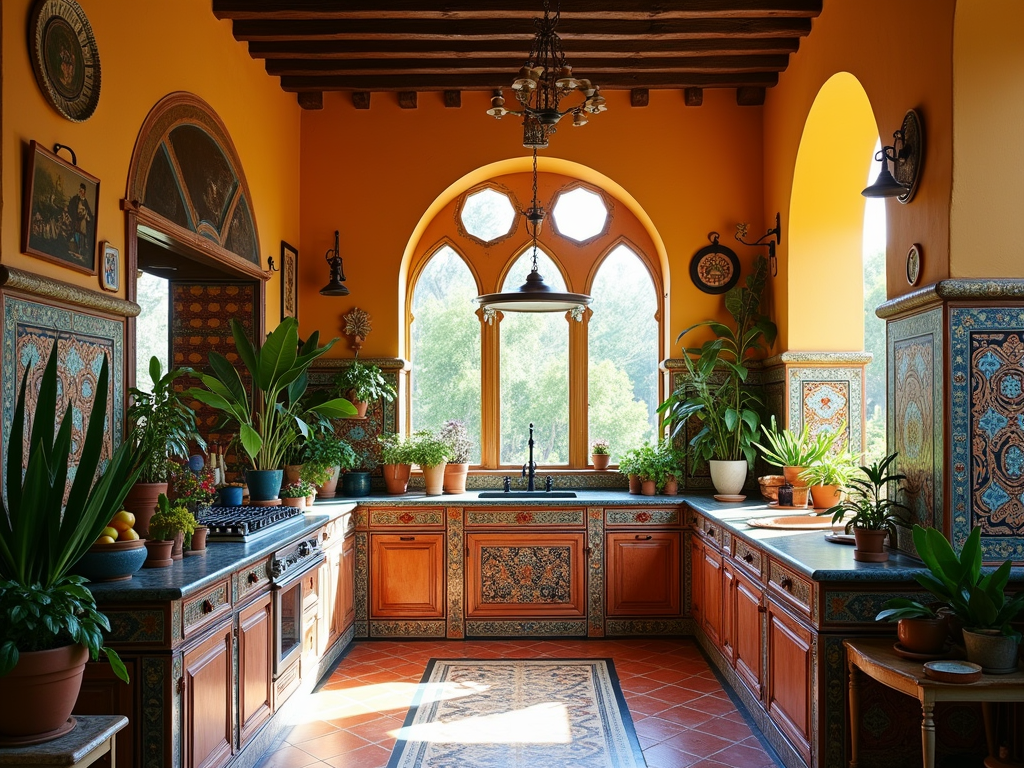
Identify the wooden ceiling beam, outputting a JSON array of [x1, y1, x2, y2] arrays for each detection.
[[231, 17, 812, 42], [215, 0, 822, 21], [247, 37, 802, 59], [279, 71, 779, 91]]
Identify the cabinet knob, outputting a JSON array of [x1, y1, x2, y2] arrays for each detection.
[[706, 527, 715, 537], [400, 536, 415, 541], [743, 553, 754, 563], [202, 599, 214, 614], [780, 577, 793, 590], [248, 571, 259, 585], [757, 605, 767, 614], [323, 530, 331, 542], [634, 534, 653, 541]]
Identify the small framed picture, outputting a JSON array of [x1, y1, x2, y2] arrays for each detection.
[[906, 243, 922, 286], [22, 140, 100, 275], [100, 242, 119, 292], [281, 241, 298, 321]]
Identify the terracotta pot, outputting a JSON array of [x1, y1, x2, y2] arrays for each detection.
[[791, 485, 810, 508], [122, 481, 167, 538], [443, 462, 470, 494], [346, 392, 370, 419], [641, 479, 656, 496], [315, 466, 341, 499], [0, 644, 89, 741], [284, 464, 303, 485], [190, 525, 208, 551], [592, 453, 611, 470], [422, 463, 447, 496], [852, 527, 889, 562], [963, 629, 1021, 673], [171, 531, 185, 561], [628, 474, 641, 494], [662, 477, 679, 496], [710, 459, 747, 496], [383, 463, 411, 494], [897, 617, 948, 654], [306, 494, 316, 506], [282, 496, 305, 510], [144, 539, 174, 568], [783, 466, 808, 487], [810, 484, 841, 509]]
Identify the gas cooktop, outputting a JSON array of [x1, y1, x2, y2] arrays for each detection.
[[198, 505, 305, 542]]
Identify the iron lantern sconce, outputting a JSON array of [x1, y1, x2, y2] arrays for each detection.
[[319, 230, 349, 297], [862, 109, 924, 204]]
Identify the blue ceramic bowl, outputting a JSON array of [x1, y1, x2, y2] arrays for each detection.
[[72, 540, 147, 582]]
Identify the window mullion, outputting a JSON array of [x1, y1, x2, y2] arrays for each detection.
[[567, 307, 592, 468], [478, 307, 502, 468]]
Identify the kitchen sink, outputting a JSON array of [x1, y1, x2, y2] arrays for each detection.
[[477, 491, 578, 498]]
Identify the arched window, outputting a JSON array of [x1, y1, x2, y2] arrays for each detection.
[[500, 248, 569, 465], [588, 243, 659, 462], [409, 245, 482, 462]]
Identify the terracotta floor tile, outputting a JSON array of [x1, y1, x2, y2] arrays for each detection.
[[299, 730, 374, 760], [621, 675, 672, 694], [680, 675, 730, 694], [344, 715, 403, 744], [645, 684, 706, 706], [687, 694, 738, 717], [662, 729, 734, 758], [258, 745, 321, 768], [642, 742, 702, 768], [633, 715, 688, 745], [642, 666, 693, 684], [656, 704, 716, 728], [624, 694, 675, 717], [709, 742, 777, 768], [695, 715, 754, 743], [284, 720, 341, 745], [323, 742, 392, 768]]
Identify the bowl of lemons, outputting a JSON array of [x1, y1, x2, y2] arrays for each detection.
[[72, 510, 147, 582]]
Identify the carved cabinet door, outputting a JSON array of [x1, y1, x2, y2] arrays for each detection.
[[370, 533, 445, 618], [182, 620, 233, 768], [605, 531, 681, 616]]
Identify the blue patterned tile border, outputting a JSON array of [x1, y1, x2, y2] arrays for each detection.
[[822, 589, 928, 625], [369, 620, 446, 638], [446, 508, 465, 638], [950, 306, 1024, 559], [354, 531, 368, 637], [787, 366, 864, 453], [605, 618, 688, 636], [588, 508, 604, 636], [465, 620, 588, 637]]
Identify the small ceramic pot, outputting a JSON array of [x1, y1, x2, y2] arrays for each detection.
[[852, 527, 889, 562], [282, 496, 305, 509], [810, 484, 841, 509], [963, 629, 1020, 674], [662, 477, 679, 496], [246, 469, 283, 502], [0, 644, 89, 741], [383, 463, 411, 494], [170, 531, 185, 561], [123, 481, 168, 538], [628, 474, 641, 494], [592, 453, 611, 470], [219, 486, 243, 506], [641, 479, 656, 496], [897, 616, 948, 654], [791, 485, 810, 508], [422, 463, 447, 496], [443, 463, 470, 494], [315, 466, 341, 499], [306, 493, 316, 506], [783, 466, 808, 487], [188, 525, 208, 553], [342, 471, 372, 497], [346, 392, 370, 419], [710, 459, 747, 496], [144, 539, 174, 568]]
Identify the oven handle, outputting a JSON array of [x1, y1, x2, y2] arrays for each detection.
[[271, 553, 325, 589]]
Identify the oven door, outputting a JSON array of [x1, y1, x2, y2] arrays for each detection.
[[272, 559, 321, 679]]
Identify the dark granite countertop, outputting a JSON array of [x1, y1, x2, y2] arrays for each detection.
[[349, 489, 683, 506], [87, 504, 357, 602]]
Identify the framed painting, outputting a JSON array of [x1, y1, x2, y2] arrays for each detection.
[[100, 242, 119, 291], [281, 241, 298, 321], [22, 140, 99, 275]]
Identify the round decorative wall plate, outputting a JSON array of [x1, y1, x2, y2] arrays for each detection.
[[29, 0, 101, 122], [689, 234, 740, 294], [906, 243, 922, 286]]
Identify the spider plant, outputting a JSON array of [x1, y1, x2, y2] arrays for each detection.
[[755, 416, 837, 469], [827, 452, 910, 539]]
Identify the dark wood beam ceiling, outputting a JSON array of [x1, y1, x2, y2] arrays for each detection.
[[213, 1, 820, 99]]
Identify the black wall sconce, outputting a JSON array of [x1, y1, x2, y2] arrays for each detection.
[[319, 230, 349, 297], [265, 256, 279, 273], [735, 212, 782, 276], [862, 109, 923, 204]]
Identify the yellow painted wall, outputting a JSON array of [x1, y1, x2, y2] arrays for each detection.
[[763, 0, 955, 351], [951, 0, 1024, 278], [788, 73, 878, 351], [299, 88, 766, 360], [1, 0, 300, 314]]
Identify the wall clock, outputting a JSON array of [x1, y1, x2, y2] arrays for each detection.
[[906, 243, 922, 286], [689, 233, 740, 294], [29, 0, 101, 122]]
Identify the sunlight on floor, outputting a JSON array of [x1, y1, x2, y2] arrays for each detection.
[[394, 702, 572, 744], [282, 680, 486, 725]]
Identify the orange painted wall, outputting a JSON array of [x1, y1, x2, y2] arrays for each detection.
[[299, 88, 766, 360], [1, 0, 301, 312], [763, 0, 955, 351]]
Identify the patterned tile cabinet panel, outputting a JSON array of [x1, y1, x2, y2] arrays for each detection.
[[0, 292, 125, 493], [887, 308, 944, 556], [950, 305, 1024, 560]]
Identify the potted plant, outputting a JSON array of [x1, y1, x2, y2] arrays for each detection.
[[334, 360, 396, 419], [168, 462, 217, 515], [591, 439, 611, 471], [658, 442, 683, 495], [800, 449, 858, 510], [149, 494, 198, 561], [124, 357, 205, 537], [827, 452, 910, 562], [188, 318, 355, 502], [218, 481, 245, 507], [633, 443, 660, 496], [409, 430, 449, 496], [280, 482, 308, 508], [341, 450, 373, 498], [379, 433, 414, 494], [911, 524, 1024, 672], [875, 598, 949, 655], [440, 419, 472, 494], [618, 448, 642, 494], [658, 255, 776, 497], [754, 415, 836, 490], [303, 431, 357, 499], [0, 344, 139, 742]]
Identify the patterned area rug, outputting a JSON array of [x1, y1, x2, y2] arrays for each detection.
[[387, 658, 646, 768]]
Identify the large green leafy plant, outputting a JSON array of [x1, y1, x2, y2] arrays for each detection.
[[335, 360, 396, 403], [189, 318, 356, 470], [756, 416, 836, 469], [658, 255, 776, 466], [827, 452, 910, 539], [0, 343, 148, 680]]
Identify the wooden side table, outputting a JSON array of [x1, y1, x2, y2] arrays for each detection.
[[0, 716, 128, 768], [845, 638, 1024, 768]]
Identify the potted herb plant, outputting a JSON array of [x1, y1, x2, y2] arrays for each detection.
[[618, 447, 642, 494], [827, 452, 910, 562], [440, 419, 472, 494], [591, 439, 611, 470], [409, 430, 449, 496], [0, 344, 140, 741], [334, 360, 396, 419], [280, 482, 308, 509], [658, 442, 683, 496], [911, 525, 1024, 672], [149, 494, 198, 561], [658, 255, 776, 497], [755, 416, 836, 491], [188, 318, 355, 502], [633, 443, 660, 496], [303, 432, 358, 498], [875, 597, 949, 655], [800, 449, 858, 510], [379, 433, 414, 494], [124, 357, 205, 537]]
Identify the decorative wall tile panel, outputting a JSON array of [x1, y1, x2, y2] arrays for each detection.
[[788, 367, 863, 453], [605, 618, 689, 635], [105, 609, 165, 644], [369, 620, 446, 637], [822, 590, 928, 624], [354, 531, 368, 637], [466, 509, 586, 527], [479, 545, 572, 603], [950, 306, 1024, 559], [446, 508, 465, 638], [587, 508, 604, 637], [465, 620, 587, 636]]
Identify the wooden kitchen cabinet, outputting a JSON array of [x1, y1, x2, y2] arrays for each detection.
[[700, 543, 724, 647], [606, 531, 680, 616], [237, 593, 272, 748], [339, 533, 355, 630], [689, 534, 702, 621], [721, 559, 736, 662], [729, 562, 765, 702], [370, 533, 445, 618], [182, 620, 233, 768], [767, 599, 814, 765]]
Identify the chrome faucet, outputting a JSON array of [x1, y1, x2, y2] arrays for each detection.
[[522, 422, 537, 491]]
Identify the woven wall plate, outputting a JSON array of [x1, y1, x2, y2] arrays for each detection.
[[29, 0, 101, 122], [906, 243, 922, 286]]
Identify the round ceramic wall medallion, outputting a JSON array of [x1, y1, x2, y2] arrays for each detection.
[[689, 234, 740, 294], [29, 0, 101, 122], [906, 243, 922, 286]]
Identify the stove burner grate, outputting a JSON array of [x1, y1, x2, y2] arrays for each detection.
[[198, 505, 304, 542]]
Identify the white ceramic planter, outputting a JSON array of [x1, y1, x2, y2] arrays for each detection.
[[709, 459, 747, 496]]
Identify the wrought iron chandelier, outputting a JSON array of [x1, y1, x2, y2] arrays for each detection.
[[485, 0, 607, 148]]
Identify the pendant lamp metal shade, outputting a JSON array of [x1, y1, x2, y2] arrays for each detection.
[[861, 109, 923, 204], [319, 230, 350, 296]]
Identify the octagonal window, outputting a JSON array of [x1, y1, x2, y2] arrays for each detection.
[[552, 187, 608, 242], [460, 188, 516, 243]]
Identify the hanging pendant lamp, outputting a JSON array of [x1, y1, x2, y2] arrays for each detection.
[[475, 149, 591, 313]]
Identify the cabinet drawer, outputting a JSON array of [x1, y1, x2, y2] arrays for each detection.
[[369, 508, 445, 529], [768, 561, 814, 617], [694, 514, 723, 549], [465, 508, 586, 528], [233, 558, 271, 604], [731, 538, 764, 579], [604, 508, 681, 527], [182, 580, 231, 639]]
